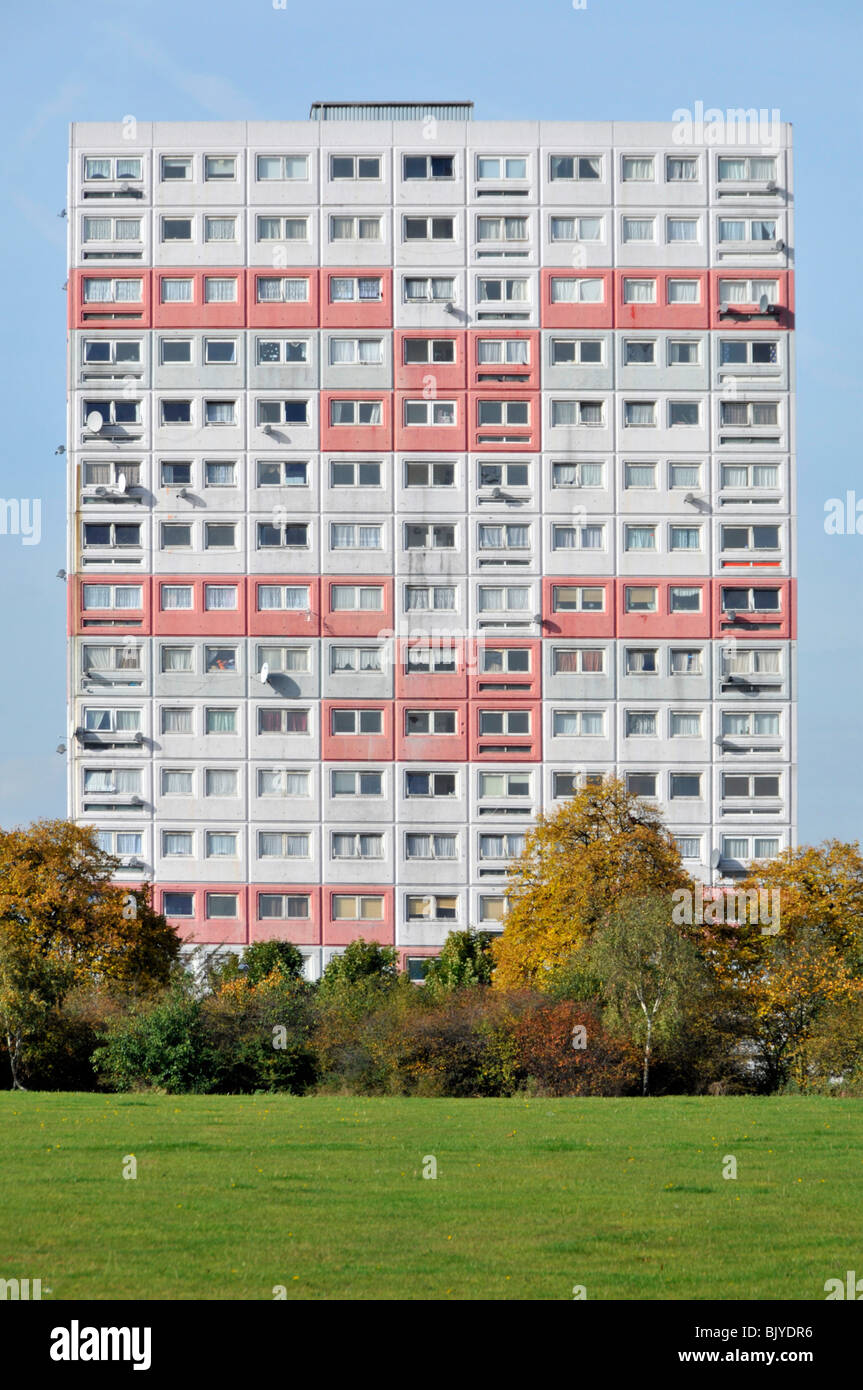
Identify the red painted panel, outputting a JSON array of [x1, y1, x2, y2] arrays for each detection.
[[319, 269, 393, 328], [394, 390, 467, 451], [395, 638, 468, 700], [249, 885, 321, 944], [69, 268, 150, 328], [246, 269, 319, 327], [394, 699, 468, 761], [394, 331, 466, 390], [469, 390, 541, 452], [468, 699, 542, 761], [711, 577, 794, 639], [152, 577, 246, 636], [158, 883, 248, 945], [321, 577, 393, 638], [322, 886, 395, 945], [617, 579, 710, 639], [467, 330, 540, 391], [540, 269, 614, 328], [319, 391, 393, 451], [321, 700, 395, 761], [615, 271, 709, 329], [247, 577, 321, 636], [541, 577, 615, 637], [152, 269, 246, 328], [74, 574, 151, 635], [467, 638, 541, 699], [709, 269, 794, 330]]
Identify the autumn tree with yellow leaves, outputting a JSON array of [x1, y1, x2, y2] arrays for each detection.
[[491, 779, 693, 989], [0, 819, 178, 1088]]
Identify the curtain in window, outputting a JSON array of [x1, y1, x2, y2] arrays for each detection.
[[480, 836, 504, 859], [627, 712, 655, 736], [752, 466, 777, 487], [479, 526, 503, 549], [358, 219, 380, 240], [751, 404, 777, 426], [358, 526, 380, 548], [206, 770, 237, 797], [624, 158, 653, 180], [84, 770, 113, 791], [672, 528, 700, 550], [114, 709, 140, 731], [723, 839, 750, 859], [206, 710, 235, 733], [281, 219, 306, 240], [554, 712, 581, 736], [672, 713, 701, 737], [205, 279, 236, 303], [434, 835, 457, 859], [358, 278, 381, 300], [207, 834, 236, 857], [162, 280, 191, 302], [550, 279, 577, 303], [83, 279, 112, 302], [627, 651, 655, 674], [206, 219, 235, 241], [161, 648, 191, 673], [163, 833, 192, 856], [205, 586, 236, 610], [283, 834, 308, 857], [83, 586, 111, 609], [667, 219, 695, 241], [581, 526, 603, 549], [205, 402, 234, 424], [554, 650, 580, 672], [553, 528, 577, 550], [719, 280, 747, 304], [359, 650, 380, 672], [280, 710, 308, 733], [624, 219, 653, 241], [626, 403, 656, 426], [479, 589, 503, 612], [258, 217, 281, 240], [626, 527, 656, 550], [163, 709, 192, 733], [331, 524, 354, 548], [752, 650, 780, 674], [113, 587, 140, 610], [582, 650, 603, 673], [551, 217, 576, 240], [361, 403, 382, 425], [552, 464, 578, 485], [749, 159, 776, 180], [552, 402, 578, 426], [84, 218, 112, 240], [331, 339, 356, 364], [116, 833, 142, 855], [257, 278, 283, 302], [259, 833, 282, 856], [666, 158, 693, 181], [280, 278, 306, 302], [431, 278, 452, 300], [358, 340, 380, 364], [405, 588, 428, 611], [668, 280, 698, 303], [163, 772, 191, 794], [719, 220, 746, 242], [624, 280, 655, 303], [405, 834, 429, 858]]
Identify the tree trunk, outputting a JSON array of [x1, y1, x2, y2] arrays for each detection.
[[6, 1032, 27, 1090], [642, 1017, 651, 1096]]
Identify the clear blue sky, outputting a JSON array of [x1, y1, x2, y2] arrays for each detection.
[[0, 0, 859, 841]]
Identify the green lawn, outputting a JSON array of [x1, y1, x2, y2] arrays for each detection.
[[0, 1093, 858, 1300]]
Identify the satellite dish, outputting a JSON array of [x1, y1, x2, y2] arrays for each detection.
[[259, 663, 269, 684], [117, 472, 127, 493], [758, 294, 770, 314], [86, 410, 104, 433], [710, 849, 722, 869]]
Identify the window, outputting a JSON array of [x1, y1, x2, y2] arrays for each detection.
[[82, 278, 142, 304], [624, 463, 656, 489], [718, 278, 778, 307], [81, 584, 141, 610], [406, 710, 457, 735], [667, 218, 698, 243], [721, 525, 780, 552], [256, 646, 310, 674], [257, 339, 309, 364], [205, 769, 239, 798], [551, 461, 604, 489], [476, 216, 528, 242], [669, 463, 703, 490], [553, 585, 604, 613], [407, 896, 458, 922], [403, 154, 454, 180], [83, 339, 142, 365], [256, 276, 309, 304], [160, 400, 191, 424], [722, 586, 780, 615], [163, 891, 194, 917], [550, 277, 603, 304], [552, 648, 604, 674], [162, 831, 193, 857], [258, 215, 309, 242], [83, 216, 142, 242], [258, 832, 311, 859], [96, 830, 143, 856], [257, 769, 311, 797], [405, 585, 456, 611], [205, 709, 237, 734], [330, 522, 382, 550], [84, 156, 142, 181], [404, 833, 457, 862], [551, 338, 602, 365], [332, 895, 384, 921], [258, 708, 310, 735], [202, 155, 235, 181], [477, 156, 526, 180], [668, 342, 701, 367], [477, 338, 530, 367], [161, 157, 191, 181], [669, 401, 700, 427], [549, 155, 601, 181], [718, 218, 778, 244], [329, 400, 382, 426], [478, 895, 507, 925], [330, 460, 381, 487], [331, 647, 383, 674], [625, 649, 658, 675], [669, 774, 702, 799], [623, 278, 656, 305], [666, 156, 698, 182], [667, 279, 700, 304], [720, 401, 779, 428], [159, 340, 192, 366], [405, 770, 457, 798], [204, 400, 236, 425], [550, 216, 602, 241], [480, 709, 530, 735], [675, 837, 703, 860], [477, 586, 531, 613], [479, 771, 531, 798], [479, 461, 530, 487], [479, 834, 526, 860], [553, 772, 602, 798], [622, 217, 655, 242], [404, 523, 455, 550], [160, 278, 193, 304], [330, 585, 383, 612], [550, 400, 604, 427], [259, 893, 310, 919], [161, 707, 192, 734], [624, 401, 656, 427], [404, 400, 457, 427], [404, 215, 455, 241], [332, 832, 384, 860], [204, 646, 237, 672], [329, 215, 382, 241], [626, 773, 656, 797], [720, 340, 778, 367], [329, 276, 382, 303], [403, 278, 458, 311], [405, 644, 456, 675], [161, 217, 192, 242], [722, 711, 780, 738], [552, 523, 604, 551], [721, 463, 779, 490], [624, 525, 656, 552], [203, 278, 237, 305], [83, 521, 141, 549], [330, 154, 380, 181], [669, 527, 702, 553], [553, 710, 604, 737], [403, 338, 456, 365], [329, 338, 384, 366], [205, 832, 238, 859], [625, 710, 657, 737], [204, 460, 236, 487], [202, 341, 236, 367], [204, 585, 237, 611], [622, 156, 654, 181], [257, 519, 308, 550], [206, 894, 238, 919], [481, 647, 531, 674], [160, 524, 191, 550], [670, 711, 702, 738], [625, 586, 657, 613], [331, 770, 383, 797], [83, 706, 142, 733], [256, 154, 309, 181], [257, 585, 310, 612], [331, 709, 382, 735], [478, 278, 528, 304], [723, 775, 781, 799], [670, 649, 703, 675], [721, 838, 780, 862], [479, 524, 531, 550], [669, 586, 702, 612], [717, 157, 776, 183]]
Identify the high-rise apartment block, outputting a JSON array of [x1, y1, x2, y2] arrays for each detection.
[[67, 106, 795, 977]]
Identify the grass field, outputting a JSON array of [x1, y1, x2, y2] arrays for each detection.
[[0, 1093, 858, 1300]]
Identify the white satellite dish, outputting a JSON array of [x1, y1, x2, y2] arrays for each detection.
[[758, 294, 770, 314], [117, 472, 127, 493], [86, 410, 104, 433], [710, 849, 722, 869], [259, 663, 269, 684]]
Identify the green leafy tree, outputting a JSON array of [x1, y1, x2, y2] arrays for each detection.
[[423, 929, 495, 998]]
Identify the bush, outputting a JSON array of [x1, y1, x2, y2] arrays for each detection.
[[92, 983, 214, 1093], [512, 1001, 640, 1096]]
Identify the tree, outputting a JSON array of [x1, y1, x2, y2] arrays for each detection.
[[207, 939, 306, 991], [736, 840, 863, 972], [492, 779, 692, 989], [317, 939, 399, 998], [423, 929, 495, 998], [0, 820, 178, 1088], [584, 895, 707, 1096]]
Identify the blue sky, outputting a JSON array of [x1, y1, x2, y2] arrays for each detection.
[[0, 0, 859, 840]]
